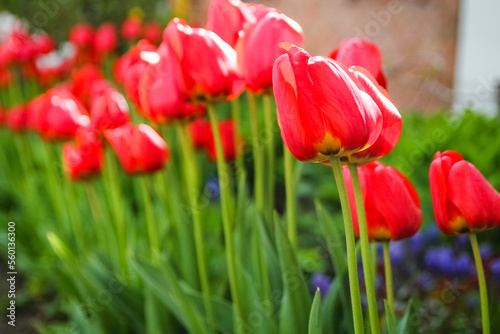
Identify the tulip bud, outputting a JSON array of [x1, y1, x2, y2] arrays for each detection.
[[94, 23, 117, 57], [344, 161, 422, 242], [429, 150, 500, 235]]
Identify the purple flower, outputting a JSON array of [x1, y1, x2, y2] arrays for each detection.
[[409, 231, 425, 255], [480, 245, 493, 261], [416, 272, 435, 291], [453, 253, 474, 278], [389, 241, 406, 266], [490, 259, 500, 282], [454, 234, 469, 250], [311, 273, 332, 297], [425, 247, 454, 276]]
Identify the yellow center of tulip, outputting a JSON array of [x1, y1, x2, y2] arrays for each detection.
[[449, 215, 469, 234], [315, 133, 341, 156], [370, 227, 392, 242]]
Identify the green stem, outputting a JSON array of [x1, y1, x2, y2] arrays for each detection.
[[207, 104, 245, 334], [140, 176, 160, 261], [231, 98, 245, 179], [263, 95, 275, 219], [470, 233, 490, 334], [284, 146, 297, 248], [382, 242, 394, 312], [105, 149, 128, 274], [176, 124, 215, 334], [329, 157, 364, 334], [348, 163, 380, 334], [85, 182, 113, 255], [247, 91, 264, 215]]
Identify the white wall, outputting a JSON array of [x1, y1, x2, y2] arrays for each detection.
[[453, 0, 500, 115]]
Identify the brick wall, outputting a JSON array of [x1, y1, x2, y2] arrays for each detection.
[[191, 0, 460, 111]]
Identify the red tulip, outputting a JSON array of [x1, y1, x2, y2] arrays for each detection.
[[188, 119, 242, 161], [63, 129, 104, 180], [32, 33, 55, 55], [236, 6, 304, 94], [206, 0, 255, 47], [272, 44, 382, 163], [330, 38, 387, 89], [344, 161, 422, 242], [122, 17, 142, 41], [37, 89, 90, 140], [0, 66, 12, 86], [5, 105, 28, 132], [164, 18, 245, 102], [139, 41, 205, 123], [429, 150, 500, 235], [69, 23, 94, 48], [124, 60, 148, 110], [142, 22, 162, 44], [104, 123, 169, 174], [348, 66, 401, 164], [71, 64, 105, 108], [3, 29, 37, 61], [90, 87, 130, 131], [94, 23, 117, 57], [113, 39, 155, 84]]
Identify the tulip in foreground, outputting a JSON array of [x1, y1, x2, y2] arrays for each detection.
[[272, 44, 382, 163], [429, 150, 500, 235]]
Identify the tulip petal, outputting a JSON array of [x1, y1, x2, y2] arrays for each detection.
[[448, 161, 500, 231]]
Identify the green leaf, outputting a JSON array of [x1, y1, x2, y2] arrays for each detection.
[[398, 299, 416, 334], [132, 259, 206, 334], [384, 300, 397, 334], [320, 277, 345, 334], [308, 289, 322, 334], [275, 213, 311, 334]]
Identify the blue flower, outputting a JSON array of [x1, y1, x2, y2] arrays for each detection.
[[311, 273, 332, 297]]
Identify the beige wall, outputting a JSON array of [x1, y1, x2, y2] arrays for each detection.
[[191, 0, 460, 112]]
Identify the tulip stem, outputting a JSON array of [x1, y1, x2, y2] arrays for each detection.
[[382, 241, 394, 312], [329, 157, 364, 334], [231, 98, 245, 179], [469, 232, 490, 334], [207, 104, 245, 334], [247, 91, 265, 216], [140, 175, 160, 261], [263, 94, 275, 220], [349, 163, 380, 334], [284, 146, 297, 248], [175, 123, 215, 334]]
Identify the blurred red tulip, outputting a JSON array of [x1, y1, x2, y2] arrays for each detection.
[[90, 87, 130, 131], [430, 150, 500, 235], [236, 6, 303, 94], [32, 33, 55, 55], [94, 23, 117, 57], [164, 18, 245, 102], [63, 129, 104, 180], [344, 161, 422, 242], [71, 64, 105, 108], [3, 29, 37, 61], [124, 60, 148, 110], [104, 123, 169, 174], [69, 23, 94, 48], [138, 41, 205, 123], [206, 0, 255, 47], [113, 39, 155, 84], [0, 66, 12, 86], [330, 38, 387, 89], [348, 66, 401, 164], [188, 119, 242, 161], [5, 105, 28, 132], [142, 22, 162, 44], [37, 89, 90, 140], [122, 17, 142, 41], [272, 44, 382, 163]]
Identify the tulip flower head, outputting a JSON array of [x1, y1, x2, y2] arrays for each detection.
[[206, 0, 255, 47], [122, 16, 142, 41], [90, 87, 130, 131], [63, 129, 104, 180], [344, 161, 422, 242], [236, 6, 304, 94], [104, 123, 169, 174], [5, 105, 28, 132], [69, 23, 94, 49], [330, 38, 387, 89], [429, 150, 500, 235], [272, 44, 382, 164], [164, 18, 245, 102], [142, 22, 162, 44], [94, 23, 117, 58], [36, 89, 90, 141]]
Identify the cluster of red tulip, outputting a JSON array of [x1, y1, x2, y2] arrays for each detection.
[[1, 1, 499, 333]]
